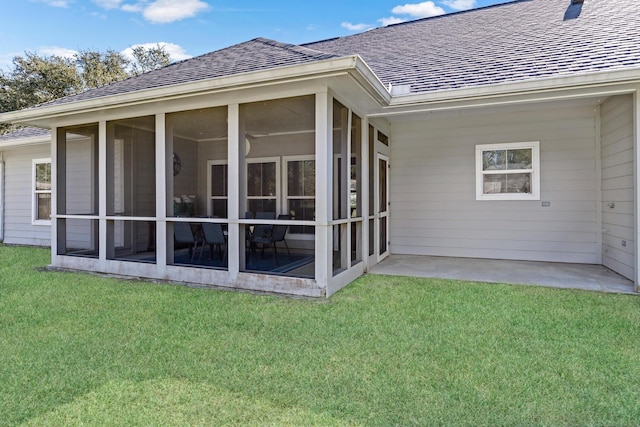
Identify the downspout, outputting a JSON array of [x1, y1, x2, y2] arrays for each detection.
[[0, 152, 4, 242]]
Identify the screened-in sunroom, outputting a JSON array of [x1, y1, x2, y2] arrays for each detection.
[[50, 78, 392, 297]]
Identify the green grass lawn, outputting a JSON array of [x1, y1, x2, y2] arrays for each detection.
[[1, 245, 639, 426]]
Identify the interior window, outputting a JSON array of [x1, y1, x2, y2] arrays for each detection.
[[286, 158, 315, 234], [208, 162, 228, 218], [247, 160, 277, 214]]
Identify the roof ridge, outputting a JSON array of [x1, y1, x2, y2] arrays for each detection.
[[252, 37, 339, 60]]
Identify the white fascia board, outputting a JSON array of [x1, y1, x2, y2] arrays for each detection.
[[0, 55, 387, 126], [377, 68, 640, 115], [0, 135, 51, 149], [351, 57, 392, 105]]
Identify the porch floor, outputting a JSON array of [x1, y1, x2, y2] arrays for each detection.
[[369, 255, 637, 294]]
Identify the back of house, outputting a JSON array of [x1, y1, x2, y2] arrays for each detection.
[[1, 0, 639, 295]]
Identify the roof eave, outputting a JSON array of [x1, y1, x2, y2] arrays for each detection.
[[0, 55, 390, 126], [380, 68, 640, 114], [351, 56, 392, 105], [0, 135, 51, 149]]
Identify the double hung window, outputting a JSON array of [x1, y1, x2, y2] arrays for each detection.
[[207, 161, 228, 218], [33, 159, 51, 224], [247, 158, 279, 214], [476, 142, 540, 200], [285, 157, 315, 234]]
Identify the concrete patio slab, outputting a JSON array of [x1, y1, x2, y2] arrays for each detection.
[[369, 255, 637, 294]]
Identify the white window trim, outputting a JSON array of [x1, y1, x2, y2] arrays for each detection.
[[32, 158, 52, 225], [206, 159, 228, 217], [283, 155, 316, 238], [246, 156, 281, 212], [475, 141, 540, 201]]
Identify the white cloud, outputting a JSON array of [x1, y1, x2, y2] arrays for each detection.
[[121, 42, 191, 62], [391, 1, 446, 18], [94, 0, 209, 23], [442, 0, 476, 10], [378, 16, 407, 26], [0, 47, 79, 71], [92, 0, 122, 9], [38, 46, 78, 58], [341, 22, 373, 32], [36, 0, 73, 7], [142, 0, 210, 24], [377, 1, 445, 28], [121, 3, 143, 12]]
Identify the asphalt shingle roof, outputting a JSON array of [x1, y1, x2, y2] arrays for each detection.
[[0, 126, 50, 141], [25, 0, 640, 107], [44, 38, 340, 106], [305, 0, 640, 92]]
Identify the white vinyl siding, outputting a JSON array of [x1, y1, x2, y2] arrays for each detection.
[[601, 95, 634, 280], [2, 144, 52, 246], [390, 103, 600, 264]]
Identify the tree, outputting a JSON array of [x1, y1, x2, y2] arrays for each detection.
[[0, 45, 172, 134], [1, 52, 80, 111], [129, 44, 171, 76], [76, 49, 129, 91], [0, 53, 80, 133]]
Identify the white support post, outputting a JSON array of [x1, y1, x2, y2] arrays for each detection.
[[50, 129, 57, 260], [156, 113, 168, 270], [315, 91, 332, 289], [228, 103, 241, 280], [361, 117, 370, 271], [341, 109, 350, 271], [105, 122, 116, 260], [98, 121, 108, 262]]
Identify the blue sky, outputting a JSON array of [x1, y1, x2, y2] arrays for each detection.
[[1, 0, 511, 70]]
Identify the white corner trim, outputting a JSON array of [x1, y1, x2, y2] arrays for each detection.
[[0, 152, 4, 241], [634, 86, 640, 292]]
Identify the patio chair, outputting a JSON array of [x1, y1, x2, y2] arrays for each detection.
[[251, 214, 291, 265], [252, 211, 276, 240], [199, 222, 226, 261], [174, 222, 199, 261], [245, 212, 255, 234]]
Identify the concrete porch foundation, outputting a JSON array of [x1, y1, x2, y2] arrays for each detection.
[[369, 255, 637, 294]]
